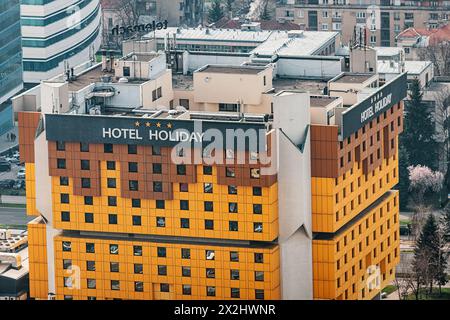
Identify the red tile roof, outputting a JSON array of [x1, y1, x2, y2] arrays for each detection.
[[397, 24, 450, 45]]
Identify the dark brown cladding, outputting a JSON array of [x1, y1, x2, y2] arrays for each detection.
[[311, 102, 403, 178], [18, 112, 41, 164], [48, 142, 277, 199]]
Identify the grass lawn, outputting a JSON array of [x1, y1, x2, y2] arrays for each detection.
[[0, 224, 27, 230], [0, 203, 26, 208], [407, 287, 450, 300], [382, 285, 398, 295]]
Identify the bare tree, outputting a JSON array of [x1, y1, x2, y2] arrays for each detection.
[[418, 42, 450, 77]]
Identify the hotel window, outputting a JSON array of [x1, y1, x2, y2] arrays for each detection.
[[63, 277, 72, 288], [226, 167, 235, 177], [203, 183, 213, 193], [180, 200, 189, 210], [160, 284, 169, 292], [229, 221, 238, 231], [108, 214, 118, 225], [230, 252, 239, 262], [81, 178, 91, 189], [203, 166, 212, 175], [60, 176, 69, 186], [152, 145, 161, 155], [61, 211, 70, 222], [132, 215, 141, 226], [207, 286, 216, 297], [182, 285, 191, 295], [152, 163, 162, 174], [255, 289, 264, 300], [181, 218, 190, 228], [255, 271, 264, 281], [80, 142, 89, 152], [123, 66, 130, 77], [87, 279, 96, 289], [111, 280, 120, 291], [156, 217, 166, 227], [157, 247, 167, 258], [177, 164, 186, 175], [56, 141, 65, 151], [206, 268, 215, 278], [181, 248, 190, 259], [134, 281, 144, 292], [132, 198, 141, 208], [129, 180, 139, 191], [81, 160, 90, 170], [153, 181, 163, 192], [158, 265, 167, 276], [231, 288, 240, 298], [228, 185, 237, 195], [253, 187, 262, 196], [104, 143, 113, 153], [230, 269, 240, 280], [254, 253, 264, 263], [206, 250, 215, 260], [229, 202, 238, 213], [85, 213, 94, 223], [128, 144, 137, 154], [86, 261, 95, 271], [110, 262, 119, 273], [133, 246, 142, 256], [205, 219, 214, 230], [179, 99, 190, 109], [204, 201, 214, 212], [254, 222, 263, 233], [107, 178, 116, 188], [84, 196, 93, 205], [182, 267, 191, 277], [57, 158, 66, 169], [86, 243, 95, 253], [108, 196, 117, 206], [128, 162, 138, 172], [63, 259, 72, 269], [253, 204, 262, 214], [62, 241, 71, 252], [250, 168, 260, 179], [60, 193, 69, 204], [156, 200, 165, 209], [106, 161, 116, 170], [109, 244, 119, 255]]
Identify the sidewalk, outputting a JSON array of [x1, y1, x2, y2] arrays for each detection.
[[0, 126, 18, 154]]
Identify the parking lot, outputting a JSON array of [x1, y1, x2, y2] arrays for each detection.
[[0, 150, 25, 196]]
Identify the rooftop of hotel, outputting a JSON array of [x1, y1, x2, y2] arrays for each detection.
[[310, 95, 340, 108]]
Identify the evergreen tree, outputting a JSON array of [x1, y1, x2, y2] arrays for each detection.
[[208, 0, 224, 23], [397, 144, 410, 210], [413, 214, 441, 295], [260, 3, 271, 21], [402, 78, 439, 170]]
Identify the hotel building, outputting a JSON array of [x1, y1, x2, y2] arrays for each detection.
[[20, 0, 102, 83], [15, 50, 405, 300]]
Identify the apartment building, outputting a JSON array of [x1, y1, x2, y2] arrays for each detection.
[[276, 0, 450, 47], [0, 0, 23, 135], [16, 49, 404, 300], [20, 0, 102, 83]]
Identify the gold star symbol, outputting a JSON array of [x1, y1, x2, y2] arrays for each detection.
[[135, 121, 140, 127], [156, 122, 161, 128], [145, 122, 151, 127], [167, 123, 172, 129]]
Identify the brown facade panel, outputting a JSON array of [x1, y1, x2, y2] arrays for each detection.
[[18, 112, 41, 164], [311, 102, 404, 179]]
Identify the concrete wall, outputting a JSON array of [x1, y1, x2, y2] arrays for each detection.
[[276, 57, 342, 80], [183, 52, 250, 74]]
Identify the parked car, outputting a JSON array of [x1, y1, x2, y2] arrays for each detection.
[[0, 161, 11, 172], [17, 168, 25, 179], [13, 180, 25, 190], [0, 179, 16, 189]]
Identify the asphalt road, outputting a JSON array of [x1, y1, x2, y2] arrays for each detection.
[[0, 206, 33, 226]]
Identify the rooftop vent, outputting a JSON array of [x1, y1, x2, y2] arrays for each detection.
[[287, 30, 304, 38]]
